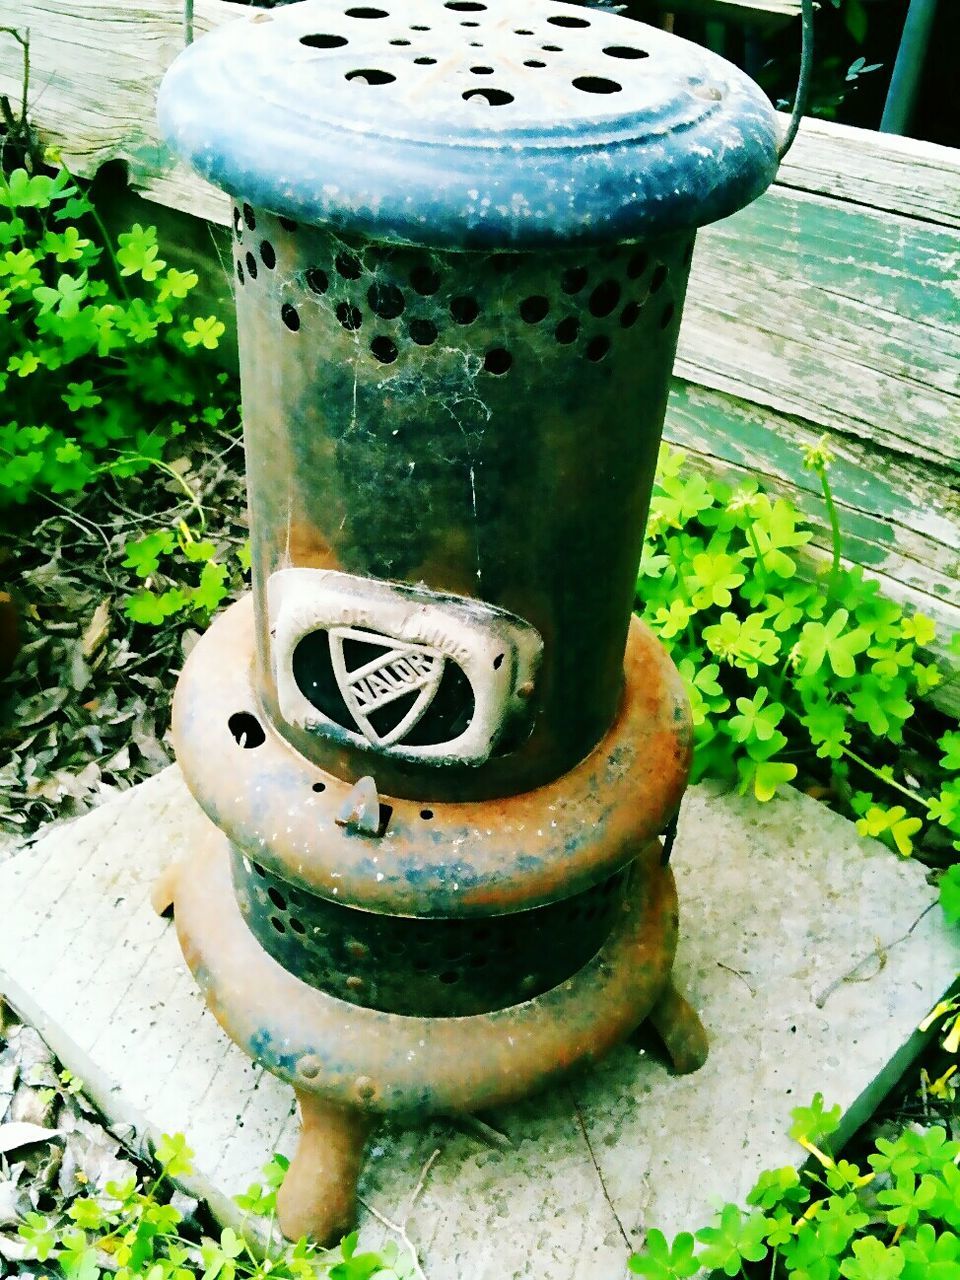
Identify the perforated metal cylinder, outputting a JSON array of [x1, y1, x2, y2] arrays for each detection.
[[233, 215, 694, 799]]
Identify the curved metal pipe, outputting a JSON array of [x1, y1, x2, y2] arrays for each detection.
[[778, 0, 816, 158]]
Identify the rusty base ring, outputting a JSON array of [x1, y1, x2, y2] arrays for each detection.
[[172, 595, 693, 917], [164, 825, 690, 1117]]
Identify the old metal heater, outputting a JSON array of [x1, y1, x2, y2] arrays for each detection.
[[155, 0, 780, 1244]]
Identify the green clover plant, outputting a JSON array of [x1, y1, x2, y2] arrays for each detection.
[[18, 1132, 414, 1280], [630, 1099, 960, 1279], [636, 443, 960, 923], [0, 151, 231, 507]]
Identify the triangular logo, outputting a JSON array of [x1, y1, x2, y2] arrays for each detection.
[[329, 626, 446, 748]]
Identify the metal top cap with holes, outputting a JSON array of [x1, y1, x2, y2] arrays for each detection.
[[158, 0, 781, 249]]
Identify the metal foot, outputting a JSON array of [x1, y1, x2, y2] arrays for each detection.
[[648, 982, 708, 1075], [150, 862, 182, 917], [276, 1090, 373, 1244]]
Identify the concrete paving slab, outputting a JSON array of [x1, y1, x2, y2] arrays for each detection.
[[1, 766, 958, 1278]]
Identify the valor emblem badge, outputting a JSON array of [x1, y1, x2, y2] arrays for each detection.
[[268, 569, 543, 765], [329, 627, 445, 749]]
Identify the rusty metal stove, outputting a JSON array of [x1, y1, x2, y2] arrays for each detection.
[[155, 0, 780, 1243]]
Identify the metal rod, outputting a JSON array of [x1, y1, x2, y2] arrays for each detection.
[[778, 0, 815, 158], [880, 0, 938, 136]]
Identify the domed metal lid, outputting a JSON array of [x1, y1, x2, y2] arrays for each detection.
[[158, 0, 781, 248]]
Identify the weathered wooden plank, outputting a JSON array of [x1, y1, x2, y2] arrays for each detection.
[[777, 116, 960, 229], [678, 187, 960, 469]]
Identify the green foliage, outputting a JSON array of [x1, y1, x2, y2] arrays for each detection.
[[636, 445, 960, 919], [121, 513, 244, 629], [18, 1133, 413, 1280], [0, 151, 229, 509], [629, 1101, 960, 1279]]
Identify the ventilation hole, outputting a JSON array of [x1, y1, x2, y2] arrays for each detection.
[[514, 27, 533, 34], [236, 261, 244, 285], [290, 918, 306, 935], [463, 87, 514, 106], [659, 302, 676, 329], [411, 265, 440, 295], [281, 303, 301, 331], [493, 653, 504, 669], [620, 301, 640, 328], [627, 250, 648, 279], [461, 21, 481, 27], [269, 915, 286, 934], [548, 13, 589, 25], [335, 252, 362, 279], [524, 59, 546, 67], [450, 295, 479, 324], [279, 216, 298, 231], [560, 265, 587, 294], [542, 44, 562, 51], [589, 279, 620, 317], [469, 40, 483, 46], [445, 0, 486, 8], [650, 264, 668, 293], [420, 808, 434, 820], [469, 953, 488, 968], [414, 56, 437, 64], [439, 971, 460, 984], [410, 22, 430, 29], [228, 711, 265, 749], [366, 331, 408, 368], [232, 207, 243, 237], [245, 251, 258, 279], [371, 335, 398, 363], [519, 295, 549, 323], [603, 44, 648, 59], [413, 958, 431, 973], [253, 862, 267, 877], [470, 65, 494, 74], [586, 335, 610, 362], [306, 267, 329, 295], [268, 886, 287, 910], [367, 281, 405, 318], [260, 240, 276, 270], [409, 318, 438, 345], [345, 5, 388, 15], [336, 301, 363, 330], [389, 37, 410, 44], [312, 781, 326, 793], [378, 803, 393, 836], [555, 316, 580, 344], [242, 203, 256, 230], [346, 68, 396, 84], [573, 76, 621, 94], [483, 347, 512, 374], [301, 33, 349, 47]]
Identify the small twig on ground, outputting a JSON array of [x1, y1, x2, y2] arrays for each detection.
[[41, 495, 113, 552], [357, 1146, 440, 1280], [570, 1090, 632, 1252], [717, 961, 757, 997], [814, 905, 936, 1009]]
